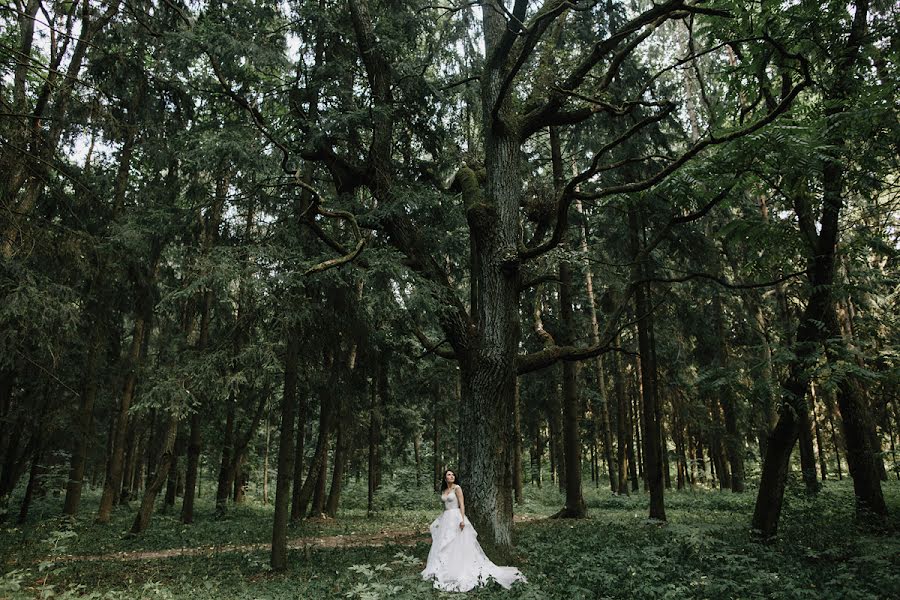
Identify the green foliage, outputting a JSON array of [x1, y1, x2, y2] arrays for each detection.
[[2, 482, 898, 599]]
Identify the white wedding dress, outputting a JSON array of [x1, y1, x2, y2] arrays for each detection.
[[421, 486, 527, 592]]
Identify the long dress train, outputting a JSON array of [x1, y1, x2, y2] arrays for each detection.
[[421, 486, 527, 592]]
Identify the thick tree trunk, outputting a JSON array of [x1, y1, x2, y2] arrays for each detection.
[[834, 373, 888, 516], [271, 325, 300, 571], [753, 0, 885, 537], [437, 0, 526, 554]]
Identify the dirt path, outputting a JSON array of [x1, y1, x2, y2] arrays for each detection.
[[51, 515, 541, 563]]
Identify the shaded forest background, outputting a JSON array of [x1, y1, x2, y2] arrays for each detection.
[[0, 0, 898, 596]]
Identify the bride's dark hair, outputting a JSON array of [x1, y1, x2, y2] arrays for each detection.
[[440, 469, 460, 492]]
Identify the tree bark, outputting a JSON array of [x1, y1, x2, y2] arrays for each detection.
[[63, 326, 103, 516], [797, 391, 821, 493], [513, 380, 524, 504], [130, 417, 178, 534], [709, 269, 745, 493], [181, 173, 227, 524], [271, 325, 300, 571], [628, 204, 665, 521], [753, 0, 885, 537], [290, 380, 309, 521], [17, 430, 43, 524], [215, 390, 237, 516], [554, 257, 586, 518], [98, 316, 147, 523], [295, 356, 337, 518], [324, 407, 346, 518], [612, 349, 629, 495], [368, 366, 382, 512]]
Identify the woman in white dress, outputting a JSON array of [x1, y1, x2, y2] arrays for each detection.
[[421, 469, 527, 592]]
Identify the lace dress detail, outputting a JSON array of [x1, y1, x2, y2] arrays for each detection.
[[420, 486, 527, 592]]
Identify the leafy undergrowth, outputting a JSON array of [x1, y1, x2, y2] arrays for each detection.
[[1, 479, 898, 599]]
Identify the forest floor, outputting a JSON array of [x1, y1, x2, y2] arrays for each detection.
[[47, 514, 541, 563], [1, 477, 899, 599]]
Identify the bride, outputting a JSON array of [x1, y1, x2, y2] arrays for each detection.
[[421, 469, 527, 592]]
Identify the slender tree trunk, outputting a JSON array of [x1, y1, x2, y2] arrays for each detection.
[[17, 432, 43, 524], [546, 364, 565, 489], [181, 173, 226, 523], [661, 416, 671, 490], [674, 416, 686, 490], [613, 349, 629, 495], [324, 409, 346, 518], [628, 204, 665, 521], [296, 357, 337, 518], [555, 257, 586, 517], [181, 416, 202, 522], [369, 369, 382, 513], [164, 431, 185, 509], [797, 390, 821, 494], [262, 419, 270, 505], [530, 424, 543, 488], [596, 357, 617, 493], [827, 399, 844, 480], [290, 382, 308, 521], [631, 366, 644, 486], [413, 431, 422, 488], [215, 390, 237, 516], [234, 452, 247, 504], [271, 324, 300, 571], [513, 380, 523, 504], [130, 417, 178, 534], [811, 383, 828, 481], [98, 317, 147, 523], [696, 439, 707, 485], [710, 277, 745, 493], [310, 437, 329, 517], [63, 326, 103, 516]]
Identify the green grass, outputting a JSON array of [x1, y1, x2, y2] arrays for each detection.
[[1, 478, 898, 599]]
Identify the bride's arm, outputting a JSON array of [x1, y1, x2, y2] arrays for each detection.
[[456, 486, 465, 529]]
